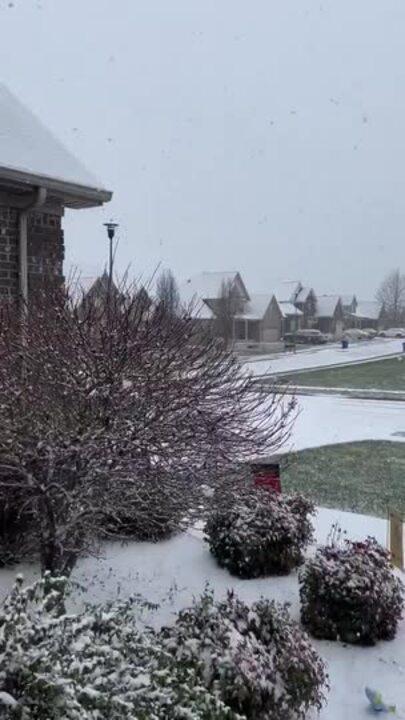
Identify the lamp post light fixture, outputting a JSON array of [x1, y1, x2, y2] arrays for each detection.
[[103, 221, 119, 295]]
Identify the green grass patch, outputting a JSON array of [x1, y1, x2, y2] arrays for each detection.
[[284, 356, 405, 391], [281, 441, 405, 518]]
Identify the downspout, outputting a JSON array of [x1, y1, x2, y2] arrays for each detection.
[[18, 186, 47, 315]]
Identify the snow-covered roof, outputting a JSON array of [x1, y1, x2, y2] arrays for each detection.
[[353, 301, 381, 321], [184, 299, 215, 320], [272, 281, 301, 303], [316, 295, 341, 318], [235, 293, 274, 320], [295, 286, 313, 303], [180, 271, 249, 305], [340, 294, 356, 307], [278, 301, 303, 318], [0, 84, 111, 208]]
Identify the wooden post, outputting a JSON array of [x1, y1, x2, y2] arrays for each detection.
[[389, 511, 404, 571]]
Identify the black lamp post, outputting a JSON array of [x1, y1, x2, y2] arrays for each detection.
[[103, 221, 119, 296]]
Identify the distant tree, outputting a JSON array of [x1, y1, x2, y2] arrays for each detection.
[[214, 280, 242, 348], [156, 269, 180, 316], [376, 268, 405, 326]]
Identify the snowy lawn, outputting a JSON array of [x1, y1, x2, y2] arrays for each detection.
[[287, 356, 405, 392], [245, 338, 403, 377], [282, 441, 405, 518], [0, 507, 403, 719], [286, 394, 405, 452]]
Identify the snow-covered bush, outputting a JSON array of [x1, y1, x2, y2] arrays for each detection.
[[0, 575, 326, 720], [162, 590, 328, 720], [205, 487, 314, 577], [0, 575, 237, 719], [300, 537, 404, 645]]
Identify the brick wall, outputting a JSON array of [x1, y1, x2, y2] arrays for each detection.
[[0, 205, 64, 301]]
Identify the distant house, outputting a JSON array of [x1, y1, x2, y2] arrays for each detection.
[[0, 84, 111, 308], [272, 280, 315, 332], [181, 271, 249, 316], [277, 301, 303, 335], [235, 295, 303, 342], [347, 300, 383, 330], [233, 294, 277, 342], [72, 272, 120, 307], [315, 295, 344, 337], [180, 272, 286, 345], [294, 286, 317, 328], [73, 274, 154, 325]]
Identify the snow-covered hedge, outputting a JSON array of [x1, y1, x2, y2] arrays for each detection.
[[205, 487, 315, 577], [300, 537, 404, 645], [162, 590, 328, 720], [0, 575, 235, 719], [0, 576, 327, 720]]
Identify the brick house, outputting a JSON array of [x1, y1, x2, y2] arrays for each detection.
[[0, 84, 111, 307]]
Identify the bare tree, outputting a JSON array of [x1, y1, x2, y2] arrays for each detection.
[[376, 268, 405, 326], [214, 279, 243, 348], [0, 280, 295, 576], [156, 268, 180, 316]]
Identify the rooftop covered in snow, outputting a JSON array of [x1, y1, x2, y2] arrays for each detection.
[[180, 271, 249, 305], [272, 281, 301, 303], [0, 84, 112, 209], [351, 301, 381, 320], [316, 295, 342, 318], [278, 301, 303, 318], [235, 293, 274, 320]]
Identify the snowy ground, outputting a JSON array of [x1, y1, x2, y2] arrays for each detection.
[[285, 394, 405, 453], [245, 338, 403, 377], [0, 507, 402, 720]]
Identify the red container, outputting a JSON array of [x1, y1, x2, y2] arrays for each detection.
[[251, 463, 281, 493]]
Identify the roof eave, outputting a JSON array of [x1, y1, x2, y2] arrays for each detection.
[[0, 165, 112, 209]]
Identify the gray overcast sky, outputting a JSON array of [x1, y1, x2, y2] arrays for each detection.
[[1, 0, 404, 297]]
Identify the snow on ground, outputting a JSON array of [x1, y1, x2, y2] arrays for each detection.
[[0, 507, 403, 720], [285, 394, 405, 452], [245, 338, 403, 377]]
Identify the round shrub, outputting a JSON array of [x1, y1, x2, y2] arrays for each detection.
[[205, 487, 315, 577], [162, 590, 328, 720], [300, 537, 404, 645]]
